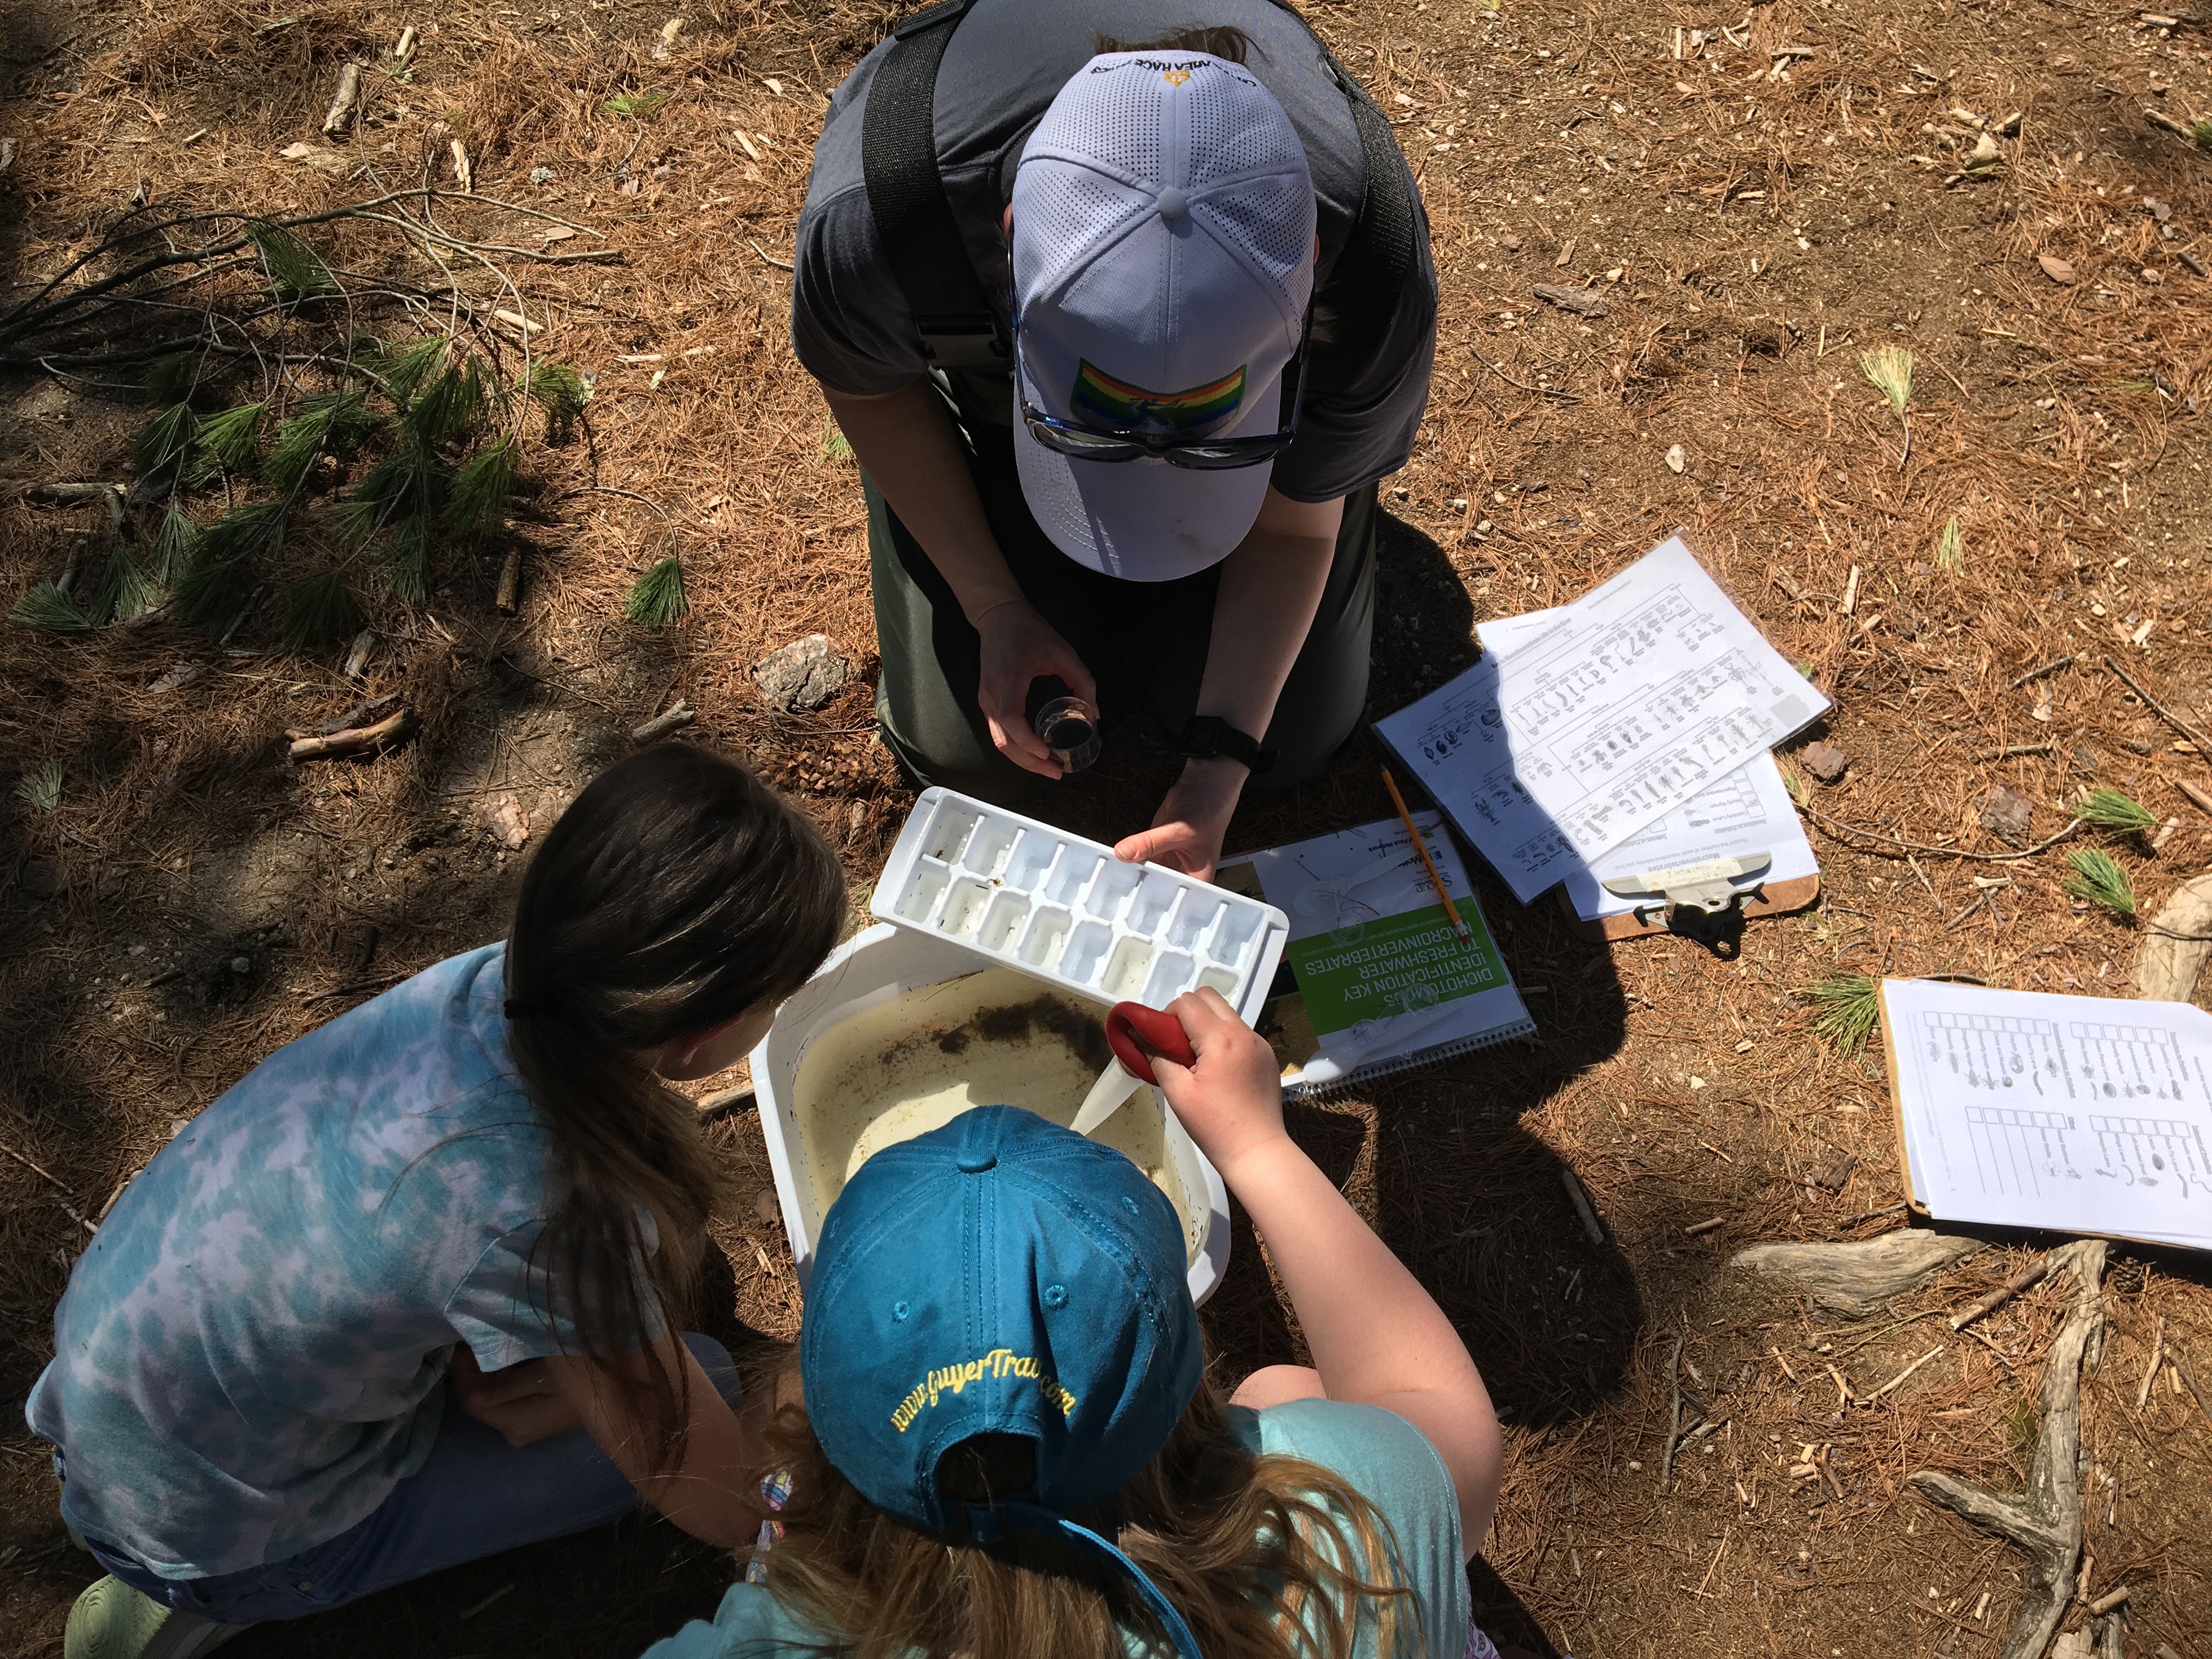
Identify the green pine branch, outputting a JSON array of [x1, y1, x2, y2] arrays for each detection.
[[2063, 849, 2137, 918], [624, 556, 688, 627], [1802, 971, 1880, 1056], [9, 582, 89, 633]]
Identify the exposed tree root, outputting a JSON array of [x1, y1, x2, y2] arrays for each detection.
[[1910, 1239, 2108, 1659], [1729, 1228, 1984, 1316]]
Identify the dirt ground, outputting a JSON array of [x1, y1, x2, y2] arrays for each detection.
[[5, 0, 2212, 1654]]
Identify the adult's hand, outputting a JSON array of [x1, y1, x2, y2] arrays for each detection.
[[1112, 756, 1245, 881], [975, 599, 1098, 779], [450, 1347, 586, 1448]]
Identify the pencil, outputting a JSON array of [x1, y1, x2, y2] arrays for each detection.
[[1380, 766, 1474, 946]]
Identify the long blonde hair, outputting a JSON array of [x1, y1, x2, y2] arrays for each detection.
[[748, 1363, 1422, 1659]]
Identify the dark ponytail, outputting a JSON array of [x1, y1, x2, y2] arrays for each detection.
[[504, 744, 845, 1467]]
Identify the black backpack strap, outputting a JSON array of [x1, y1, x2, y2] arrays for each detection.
[[1313, 55, 1420, 374], [861, 0, 1009, 373]]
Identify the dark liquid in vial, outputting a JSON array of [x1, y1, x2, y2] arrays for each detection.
[[1043, 715, 1094, 750]]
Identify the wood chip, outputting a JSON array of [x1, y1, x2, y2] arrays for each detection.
[[279, 141, 349, 174], [1532, 283, 1607, 317], [321, 60, 363, 138]]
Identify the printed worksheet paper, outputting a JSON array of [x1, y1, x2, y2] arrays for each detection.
[[1475, 610, 1820, 922], [1374, 537, 1830, 902], [1882, 978, 2212, 1250]]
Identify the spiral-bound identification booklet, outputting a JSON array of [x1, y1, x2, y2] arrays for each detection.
[[1215, 812, 1535, 1099]]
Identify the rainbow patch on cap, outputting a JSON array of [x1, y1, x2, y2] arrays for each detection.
[[1070, 359, 1245, 436]]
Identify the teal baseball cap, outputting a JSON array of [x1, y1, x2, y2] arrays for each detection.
[[800, 1105, 1205, 1655]]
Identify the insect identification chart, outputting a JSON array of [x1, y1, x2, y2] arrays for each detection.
[[1375, 538, 1829, 902], [1475, 610, 1821, 922], [1880, 978, 2212, 1249]]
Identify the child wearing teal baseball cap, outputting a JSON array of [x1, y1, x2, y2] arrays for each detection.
[[644, 988, 1508, 1659]]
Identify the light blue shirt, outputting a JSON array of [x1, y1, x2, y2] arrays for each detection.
[[641, 1399, 1471, 1659], [26, 944, 587, 1580]]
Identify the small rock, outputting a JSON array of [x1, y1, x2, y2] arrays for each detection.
[[229, 955, 251, 975], [19, 857, 64, 898], [1970, 131, 2001, 162], [1978, 784, 2034, 848], [2069, 746, 2100, 776], [2038, 252, 2077, 285], [483, 792, 532, 850], [752, 634, 852, 712], [529, 165, 556, 184], [149, 662, 207, 694], [1532, 282, 1607, 318], [1664, 443, 1686, 474], [2123, 737, 2155, 755], [1498, 233, 1523, 251], [753, 1187, 780, 1223], [1799, 740, 1849, 784], [2146, 196, 2172, 223]]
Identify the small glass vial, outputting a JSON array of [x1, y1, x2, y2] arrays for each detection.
[[1033, 696, 1101, 774]]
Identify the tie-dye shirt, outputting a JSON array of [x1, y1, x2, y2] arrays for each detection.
[[25, 943, 602, 1581]]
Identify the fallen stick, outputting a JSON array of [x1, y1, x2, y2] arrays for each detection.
[[2169, 1353, 2212, 1427], [1860, 1344, 1945, 1402], [322, 61, 363, 137], [0, 1137, 70, 1192], [1975, 743, 2054, 760], [2135, 1314, 2165, 1409], [19, 481, 126, 537], [1950, 1252, 2052, 1329], [1796, 800, 2084, 862], [286, 691, 403, 740], [495, 543, 523, 614], [1659, 1331, 1686, 1492], [631, 699, 697, 744], [0, 1139, 95, 1235], [695, 1084, 757, 1116], [287, 706, 417, 762], [2175, 777, 2212, 816], [2106, 655, 2212, 760], [2008, 654, 2076, 691], [1911, 1239, 2107, 1659], [2087, 1584, 2130, 1616], [1559, 1166, 1605, 1244]]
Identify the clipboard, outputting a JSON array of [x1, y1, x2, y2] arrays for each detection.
[[1560, 870, 1822, 942]]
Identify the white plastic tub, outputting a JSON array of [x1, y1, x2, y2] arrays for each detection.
[[751, 923, 1233, 1306]]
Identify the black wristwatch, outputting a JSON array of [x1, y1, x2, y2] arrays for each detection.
[[1178, 715, 1276, 775]]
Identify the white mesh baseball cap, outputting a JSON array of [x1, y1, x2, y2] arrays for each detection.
[[1011, 52, 1317, 583]]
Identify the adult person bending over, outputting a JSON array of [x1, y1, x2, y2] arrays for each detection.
[[794, 2, 1435, 879]]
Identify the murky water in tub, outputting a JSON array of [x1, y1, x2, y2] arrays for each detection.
[[794, 968, 1201, 1263]]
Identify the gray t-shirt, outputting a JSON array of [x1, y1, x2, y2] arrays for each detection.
[[791, 0, 1437, 505]]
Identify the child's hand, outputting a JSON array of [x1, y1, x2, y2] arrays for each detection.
[[450, 1346, 587, 1448], [1149, 988, 1288, 1181]]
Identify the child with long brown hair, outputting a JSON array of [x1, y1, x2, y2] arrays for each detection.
[[31, 745, 847, 1659], [646, 986, 1508, 1659]]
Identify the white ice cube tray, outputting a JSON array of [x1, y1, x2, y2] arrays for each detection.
[[873, 787, 1288, 1024]]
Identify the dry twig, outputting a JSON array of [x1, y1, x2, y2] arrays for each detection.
[[2107, 656, 2212, 760], [287, 706, 418, 763]]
